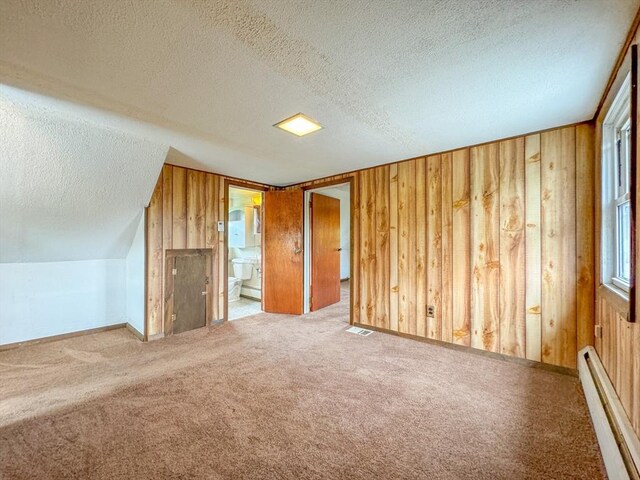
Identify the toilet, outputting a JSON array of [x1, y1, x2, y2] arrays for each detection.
[[228, 258, 254, 302]]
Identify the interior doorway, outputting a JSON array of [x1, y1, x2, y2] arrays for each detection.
[[225, 184, 265, 321], [303, 181, 352, 316]]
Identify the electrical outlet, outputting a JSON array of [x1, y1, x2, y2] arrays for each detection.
[[427, 305, 435, 318]]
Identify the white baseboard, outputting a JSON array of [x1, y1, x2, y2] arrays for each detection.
[[578, 346, 640, 480]]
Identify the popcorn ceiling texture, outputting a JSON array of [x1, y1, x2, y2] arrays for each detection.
[[0, 0, 637, 185], [0, 86, 168, 263]]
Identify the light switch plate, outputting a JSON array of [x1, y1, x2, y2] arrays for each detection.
[[217, 221, 224, 232]]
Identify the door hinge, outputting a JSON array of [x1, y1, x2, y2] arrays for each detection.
[[172, 268, 177, 276], [310, 296, 313, 308]]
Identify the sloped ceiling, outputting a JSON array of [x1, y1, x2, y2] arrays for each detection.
[[0, 0, 637, 186], [0, 86, 168, 262]]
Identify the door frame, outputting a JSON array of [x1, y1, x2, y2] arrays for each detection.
[[302, 177, 354, 323], [223, 179, 268, 321], [164, 248, 214, 336]]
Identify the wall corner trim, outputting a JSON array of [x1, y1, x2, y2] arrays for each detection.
[[125, 323, 144, 342], [578, 346, 640, 479]]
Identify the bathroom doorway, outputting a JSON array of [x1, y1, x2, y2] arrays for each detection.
[[225, 183, 265, 321], [303, 180, 352, 318]]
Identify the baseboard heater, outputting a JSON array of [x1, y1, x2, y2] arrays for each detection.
[[578, 346, 640, 480]]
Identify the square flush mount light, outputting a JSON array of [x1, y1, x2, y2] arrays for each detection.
[[274, 113, 322, 137]]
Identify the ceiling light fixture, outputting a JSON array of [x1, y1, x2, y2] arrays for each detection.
[[274, 113, 322, 137]]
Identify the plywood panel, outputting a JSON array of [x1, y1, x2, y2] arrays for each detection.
[[186, 170, 206, 248], [441, 152, 453, 344], [217, 176, 225, 320], [416, 157, 427, 338], [596, 289, 640, 439], [398, 160, 417, 335], [576, 123, 595, 351], [541, 127, 577, 368], [452, 149, 471, 346], [359, 169, 375, 325], [634, 322, 640, 436], [426, 155, 441, 340], [162, 164, 173, 251], [389, 164, 399, 332], [375, 166, 390, 329], [499, 138, 525, 358], [146, 174, 163, 336], [351, 173, 360, 325], [525, 134, 542, 362], [172, 166, 187, 249], [470, 143, 500, 352], [205, 174, 218, 320]]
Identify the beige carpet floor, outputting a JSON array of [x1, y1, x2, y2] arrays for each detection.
[[0, 285, 605, 479]]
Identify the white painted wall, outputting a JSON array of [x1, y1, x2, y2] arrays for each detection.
[[0, 88, 164, 345], [0, 260, 126, 346], [125, 211, 145, 337]]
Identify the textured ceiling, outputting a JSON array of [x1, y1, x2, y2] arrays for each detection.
[[0, 85, 168, 262], [0, 0, 638, 186]]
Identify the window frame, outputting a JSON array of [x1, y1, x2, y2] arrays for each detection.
[[602, 73, 632, 294]]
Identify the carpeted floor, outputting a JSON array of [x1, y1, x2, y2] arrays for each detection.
[[0, 284, 605, 479]]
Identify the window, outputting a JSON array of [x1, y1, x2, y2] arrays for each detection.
[[602, 74, 631, 292]]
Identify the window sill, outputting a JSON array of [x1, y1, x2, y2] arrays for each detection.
[[603, 282, 629, 300], [599, 283, 630, 316]]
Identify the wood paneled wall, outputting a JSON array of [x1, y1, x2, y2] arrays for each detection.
[[145, 164, 269, 337], [292, 124, 595, 370], [594, 19, 640, 439]]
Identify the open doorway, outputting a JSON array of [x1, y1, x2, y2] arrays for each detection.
[[303, 181, 351, 317], [225, 184, 265, 321]]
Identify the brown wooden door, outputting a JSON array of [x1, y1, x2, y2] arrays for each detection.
[[172, 254, 207, 334], [263, 190, 304, 314], [310, 193, 341, 311]]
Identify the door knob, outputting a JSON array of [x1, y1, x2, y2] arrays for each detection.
[[337, 248, 342, 251], [293, 248, 302, 254]]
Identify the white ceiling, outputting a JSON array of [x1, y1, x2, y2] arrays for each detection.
[[0, 85, 168, 262], [0, 0, 637, 187]]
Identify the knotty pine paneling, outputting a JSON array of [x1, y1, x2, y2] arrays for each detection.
[[524, 135, 542, 361], [145, 165, 270, 337], [499, 138, 526, 359], [292, 123, 594, 370], [541, 127, 577, 368], [470, 143, 500, 353], [451, 149, 471, 346], [594, 17, 640, 439], [596, 290, 640, 438]]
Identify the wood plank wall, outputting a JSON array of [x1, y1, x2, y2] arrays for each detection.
[[594, 20, 640, 439], [145, 163, 270, 337], [291, 123, 595, 370]]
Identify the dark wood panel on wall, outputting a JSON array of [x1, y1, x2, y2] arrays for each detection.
[[145, 165, 270, 338], [292, 123, 594, 371]]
